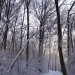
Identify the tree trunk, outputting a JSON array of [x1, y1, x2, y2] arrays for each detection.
[[38, 22, 44, 73], [55, 0, 67, 75], [2, 23, 9, 50], [26, 0, 30, 73], [48, 32, 51, 71]]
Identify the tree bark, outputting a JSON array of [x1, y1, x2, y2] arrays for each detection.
[[55, 0, 67, 75], [2, 22, 9, 50], [38, 22, 44, 73], [25, 0, 30, 73]]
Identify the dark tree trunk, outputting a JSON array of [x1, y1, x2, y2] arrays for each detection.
[[55, 0, 67, 75], [26, 0, 30, 72], [2, 23, 9, 50]]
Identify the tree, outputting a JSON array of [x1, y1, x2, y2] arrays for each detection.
[[67, 1, 75, 74], [55, 0, 67, 75], [25, 0, 31, 73], [32, 0, 55, 73]]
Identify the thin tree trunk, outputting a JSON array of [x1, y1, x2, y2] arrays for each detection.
[[48, 32, 51, 71], [26, 0, 30, 73]]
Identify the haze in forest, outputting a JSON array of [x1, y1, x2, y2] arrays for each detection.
[[0, 0, 75, 75]]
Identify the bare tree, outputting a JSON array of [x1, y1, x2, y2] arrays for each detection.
[[67, 1, 75, 74], [25, 0, 31, 74], [32, 0, 55, 73], [55, 0, 67, 75]]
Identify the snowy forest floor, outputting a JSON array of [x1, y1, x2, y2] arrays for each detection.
[[43, 70, 63, 75]]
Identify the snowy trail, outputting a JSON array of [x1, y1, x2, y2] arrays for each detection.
[[43, 70, 63, 75]]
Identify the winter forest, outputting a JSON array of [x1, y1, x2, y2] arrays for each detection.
[[0, 0, 75, 75]]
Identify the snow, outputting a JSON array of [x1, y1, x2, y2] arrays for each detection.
[[43, 70, 63, 75]]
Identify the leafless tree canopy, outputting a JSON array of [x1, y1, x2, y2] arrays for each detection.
[[0, 0, 75, 75]]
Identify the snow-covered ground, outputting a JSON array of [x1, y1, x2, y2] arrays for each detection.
[[43, 70, 63, 75]]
